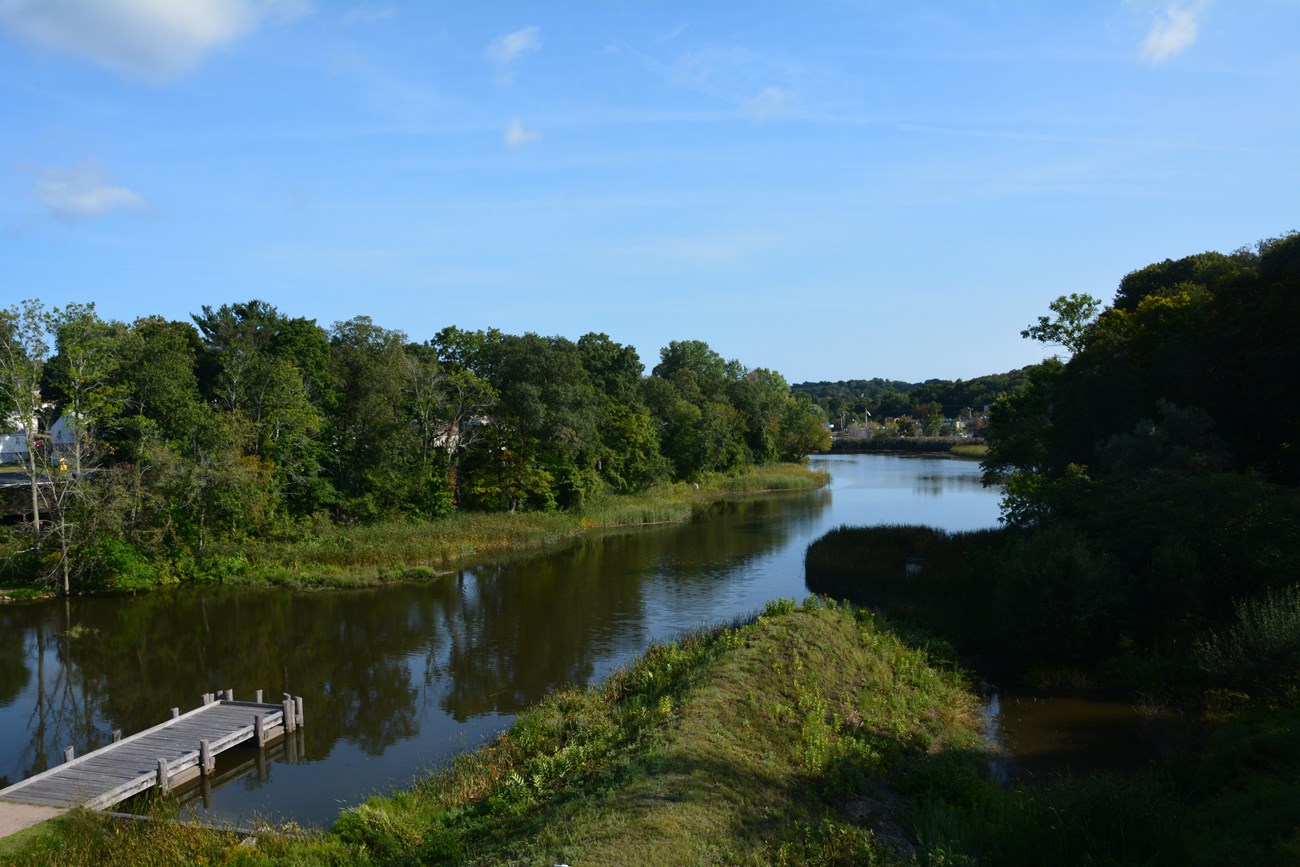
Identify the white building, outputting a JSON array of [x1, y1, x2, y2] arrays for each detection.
[[0, 413, 78, 463]]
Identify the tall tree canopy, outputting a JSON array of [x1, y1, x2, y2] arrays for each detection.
[[1, 306, 825, 591]]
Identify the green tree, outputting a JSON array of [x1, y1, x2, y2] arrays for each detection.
[[578, 333, 667, 492], [192, 300, 326, 518], [728, 368, 790, 464], [647, 340, 749, 479], [1020, 292, 1101, 357], [776, 393, 831, 460], [329, 316, 413, 520], [0, 300, 50, 575], [105, 317, 208, 552], [39, 304, 122, 592]]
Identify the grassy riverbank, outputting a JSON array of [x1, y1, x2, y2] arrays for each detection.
[[219, 464, 827, 588], [4, 600, 1297, 865], [828, 437, 983, 458], [0, 464, 827, 597], [0, 600, 984, 865]]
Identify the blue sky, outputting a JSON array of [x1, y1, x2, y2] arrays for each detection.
[[2, 1, 1297, 383]]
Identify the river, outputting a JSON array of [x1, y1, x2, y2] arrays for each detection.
[[0, 453, 1001, 825]]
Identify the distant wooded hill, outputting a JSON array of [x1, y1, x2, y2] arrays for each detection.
[[792, 368, 1032, 418]]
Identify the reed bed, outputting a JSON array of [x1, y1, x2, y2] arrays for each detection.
[[215, 463, 829, 587]]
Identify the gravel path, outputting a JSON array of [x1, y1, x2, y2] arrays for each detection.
[[0, 802, 65, 839]]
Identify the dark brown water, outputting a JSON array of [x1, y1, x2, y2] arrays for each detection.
[[982, 692, 1193, 783], [0, 453, 1001, 825]]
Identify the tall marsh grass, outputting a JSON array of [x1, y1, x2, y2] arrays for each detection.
[[214, 463, 828, 586]]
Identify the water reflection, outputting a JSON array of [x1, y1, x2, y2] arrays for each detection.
[[0, 454, 1001, 823], [983, 692, 1196, 781]]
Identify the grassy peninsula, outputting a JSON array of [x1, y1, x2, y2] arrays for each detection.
[[6, 600, 1296, 865], [1, 601, 982, 865]]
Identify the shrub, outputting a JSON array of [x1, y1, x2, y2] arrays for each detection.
[[85, 538, 166, 590], [1195, 583, 1300, 702]]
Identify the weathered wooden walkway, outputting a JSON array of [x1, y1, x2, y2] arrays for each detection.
[[0, 691, 304, 812]]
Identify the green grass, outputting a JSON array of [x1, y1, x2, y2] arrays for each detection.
[[5, 600, 1298, 865], [947, 444, 987, 459], [209, 464, 829, 589], [311, 599, 983, 865], [0, 814, 69, 858], [373, 599, 981, 865], [0, 600, 981, 866]]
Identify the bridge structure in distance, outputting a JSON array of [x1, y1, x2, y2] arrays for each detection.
[[0, 690, 305, 812]]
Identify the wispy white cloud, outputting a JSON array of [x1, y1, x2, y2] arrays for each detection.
[[1138, 2, 1202, 64], [0, 0, 310, 82], [746, 86, 793, 121], [486, 25, 540, 83], [28, 158, 148, 219], [504, 118, 542, 148]]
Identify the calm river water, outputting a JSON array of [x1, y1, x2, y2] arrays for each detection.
[[0, 453, 1000, 825]]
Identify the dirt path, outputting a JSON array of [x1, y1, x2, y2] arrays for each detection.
[[0, 802, 65, 839]]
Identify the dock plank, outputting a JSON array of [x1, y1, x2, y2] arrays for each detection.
[[0, 698, 300, 811]]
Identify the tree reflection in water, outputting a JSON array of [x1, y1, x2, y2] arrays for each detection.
[[0, 464, 997, 826]]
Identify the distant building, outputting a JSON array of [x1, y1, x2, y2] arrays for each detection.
[[0, 413, 79, 463], [0, 428, 25, 464]]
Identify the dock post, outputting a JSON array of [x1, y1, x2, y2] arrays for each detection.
[[254, 713, 265, 747], [157, 758, 171, 793], [295, 695, 304, 727], [255, 689, 263, 703], [64, 746, 74, 763], [200, 739, 214, 775], [223, 688, 233, 701], [201, 693, 211, 706], [171, 707, 180, 719], [282, 698, 296, 733], [113, 729, 122, 742]]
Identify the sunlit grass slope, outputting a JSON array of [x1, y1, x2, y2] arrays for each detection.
[[0, 600, 981, 866], [330, 599, 982, 865]]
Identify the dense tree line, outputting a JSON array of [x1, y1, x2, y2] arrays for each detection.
[[0, 304, 829, 591], [793, 367, 1031, 423], [979, 231, 1300, 694], [806, 232, 1300, 701]]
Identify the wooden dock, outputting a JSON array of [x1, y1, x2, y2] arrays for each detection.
[[0, 691, 304, 812]]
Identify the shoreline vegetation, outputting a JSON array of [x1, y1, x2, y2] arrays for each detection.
[[826, 437, 988, 459], [829, 436, 973, 455], [4, 234, 1297, 863], [0, 311, 835, 597], [5, 600, 1295, 866], [0, 463, 828, 600], [2, 601, 987, 865]]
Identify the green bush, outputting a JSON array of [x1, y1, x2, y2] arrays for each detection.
[[1195, 583, 1300, 702], [85, 538, 166, 590], [990, 523, 1125, 666], [332, 803, 425, 861]]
